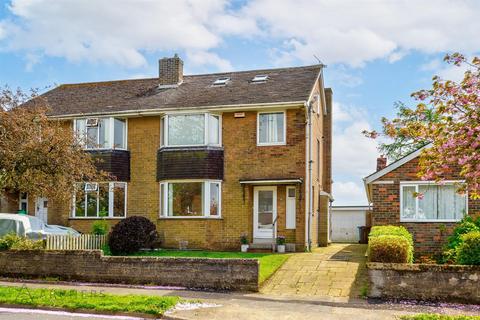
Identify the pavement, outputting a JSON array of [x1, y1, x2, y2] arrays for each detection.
[[0, 244, 478, 319]]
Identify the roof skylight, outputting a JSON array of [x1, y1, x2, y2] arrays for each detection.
[[213, 77, 230, 86], [251, 75, 269, 82]]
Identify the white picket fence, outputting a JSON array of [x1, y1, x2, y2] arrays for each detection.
[[45, 234, 108, 250]]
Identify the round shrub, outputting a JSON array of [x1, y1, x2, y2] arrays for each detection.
[[455, 231, 480, 265], [369, 225, 414, 263], [369, 235, 410, 263], [108, 216, 157, 255]]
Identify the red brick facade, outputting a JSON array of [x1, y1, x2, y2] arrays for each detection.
[[370, 157, 480, 257]]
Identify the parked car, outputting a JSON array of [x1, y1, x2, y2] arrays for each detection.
[[0, 213, 80, 240]]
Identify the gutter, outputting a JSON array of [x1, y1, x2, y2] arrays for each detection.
[[48, 101, 306, 120]]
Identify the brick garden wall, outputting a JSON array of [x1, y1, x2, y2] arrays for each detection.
[[0, 250, 259, 291], [371, 157, 480, 257], [368, 262, 480, 304]]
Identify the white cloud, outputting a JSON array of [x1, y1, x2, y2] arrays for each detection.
[[2, 1, 480, 70], [239, 0, 480, 67], [0, 0, 249, 70], [332, 181, 368, 206], [332, 102, 379, 205], [186, 51, 233, 72]]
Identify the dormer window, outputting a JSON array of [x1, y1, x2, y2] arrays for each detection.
[[212, 77, 230, 86], [75, 117, 126, 150], [251, 75, 268, 83]]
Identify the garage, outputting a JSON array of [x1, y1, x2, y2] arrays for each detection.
[[330, 206, 369, 243]]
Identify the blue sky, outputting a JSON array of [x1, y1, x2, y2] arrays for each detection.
[[1, 0, 478, 205]]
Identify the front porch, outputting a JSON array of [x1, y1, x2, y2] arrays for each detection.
[[240, 178, 304, 252]]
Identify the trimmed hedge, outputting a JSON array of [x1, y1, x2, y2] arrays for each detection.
[[455, 231, 480, 265], [368, 235, 411, 263], [369, 225, 414, 263]]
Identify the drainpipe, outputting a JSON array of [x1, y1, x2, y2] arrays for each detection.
[[304, 100, 313, 251]]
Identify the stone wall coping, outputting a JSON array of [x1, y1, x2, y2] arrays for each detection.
[[367, 262, 480, 272], [9, 249, 260, 266]]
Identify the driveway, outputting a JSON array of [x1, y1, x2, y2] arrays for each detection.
[[261, 243, 368, 302]]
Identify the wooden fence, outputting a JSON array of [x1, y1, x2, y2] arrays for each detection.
[[45, 234, 108, 250]]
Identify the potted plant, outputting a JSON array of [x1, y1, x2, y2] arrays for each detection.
[[240, 234, 249, 252], [276, 235, 286, 253]]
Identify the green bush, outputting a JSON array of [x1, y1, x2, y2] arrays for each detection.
[[91, 220, 109, 235], [108, 216, 158, 255], [445, 216, 479, 250], [455, 231, 480, 265], [440, 216, 480, 264], [0, 234, 44, 250], [369, 235, 411, 263], [369, 225, 414, 263]]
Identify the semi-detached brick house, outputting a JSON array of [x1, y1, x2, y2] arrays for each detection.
[[1, 56, 333, 251], [364, 145, 480, 257]]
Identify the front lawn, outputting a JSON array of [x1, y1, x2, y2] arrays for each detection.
[[127, 250, 290, 284], [401, 315, 480, 320], [0, 285, 179, 316]]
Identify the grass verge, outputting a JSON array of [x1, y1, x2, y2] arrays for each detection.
[[401, 315, 480, 320], [0, 285, 179, 316], [126, 249, 290, 284]]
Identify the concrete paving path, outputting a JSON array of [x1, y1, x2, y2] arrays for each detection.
[[261, 243, 368, 302]]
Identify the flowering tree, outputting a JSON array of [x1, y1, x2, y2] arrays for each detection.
[[0, 87, 107, 204], [364, 53, 480, 199]]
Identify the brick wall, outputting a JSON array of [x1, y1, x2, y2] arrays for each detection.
[[0, 250, 259, 291], [20, 97, 332, 251], [368, 262, 480, 304], [371, 157, 480, 257]]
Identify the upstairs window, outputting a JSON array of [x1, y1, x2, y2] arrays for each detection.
[[257, 111, 286, 145], [400, 182, 467, 222], [75, 118, 126, 150], [161, 113, 221, 147]]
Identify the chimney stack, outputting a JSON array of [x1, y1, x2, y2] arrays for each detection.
[[159, 54, 183, 86], [376, 155, 387, 171]]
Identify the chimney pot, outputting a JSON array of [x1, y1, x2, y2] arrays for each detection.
[[376, 155, 387, 171], [159, 54, 183, 86]]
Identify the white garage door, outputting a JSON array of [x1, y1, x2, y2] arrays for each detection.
[[330, 209, 366, 243]]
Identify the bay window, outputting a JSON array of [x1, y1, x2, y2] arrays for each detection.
[[400, 182, 467, 222], [74, 118, 126, 150], [257, 111, 286, 145], [73, 182, 127, 218], [161, 113, 221, 147], [159, 180, 221, 217]]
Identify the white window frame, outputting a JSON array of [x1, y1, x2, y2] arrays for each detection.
[[160, 113, 222, 148], [257, 111, 287, 146], [74, 117, 127, 151], [18, 193, 28, 212], [71, 182, 127, 219], [159, 179, 222, 219], [399, 180, 468, 223]]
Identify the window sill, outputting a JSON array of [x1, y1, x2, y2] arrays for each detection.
[[69, 217, 126, 220], [159, 216, 223, 220], [400, 219, 462, 223], [257, 142, 287, 147]]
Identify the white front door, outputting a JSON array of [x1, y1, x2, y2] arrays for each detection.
[[35, 197, 48, 223], [253, 186, 277, 239]]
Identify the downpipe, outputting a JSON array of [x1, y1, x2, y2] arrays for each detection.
[[304, 101, 313, 252]]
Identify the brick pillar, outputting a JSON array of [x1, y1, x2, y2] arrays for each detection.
[[318, 194, 330, 246]]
